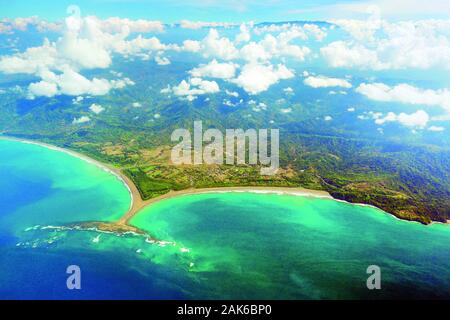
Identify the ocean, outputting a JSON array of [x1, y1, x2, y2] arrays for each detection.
[[0, 139, 449, 299]]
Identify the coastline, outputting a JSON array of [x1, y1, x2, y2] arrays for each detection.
[[1, 135, 448, 229], [0, 136, 332, 225]]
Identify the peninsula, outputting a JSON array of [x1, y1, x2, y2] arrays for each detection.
[[1, 135, 448, 231]]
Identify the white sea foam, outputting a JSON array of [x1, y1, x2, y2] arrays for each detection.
[[24, 225, 41, 231], [158, 240, 176, 247]]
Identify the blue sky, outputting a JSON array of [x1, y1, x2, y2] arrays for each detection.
[[1, 0, 449, 22]]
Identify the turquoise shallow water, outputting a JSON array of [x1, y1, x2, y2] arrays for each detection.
[[0, 139, 449, 299], [131, 193, 450, 299], [0, 140, 130, 233]]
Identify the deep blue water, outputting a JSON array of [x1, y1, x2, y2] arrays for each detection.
[[1, 139, 449, 299]]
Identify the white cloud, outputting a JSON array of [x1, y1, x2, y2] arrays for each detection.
[[183, 26, 310, 64], [28, 67, 134, 98], [0, 17, 62, 34], [235, 23, 251, 43], [155, 56, 171, 65], [226, 89, 239, 97], [283, 87, 294, 94], [28, 80, 58, 98], [347, 107, 356, 112], [72, 116, 91, 124], [0, 22, 12, 34], [92, 17, 164, 33], [280, 107, 292, 113], [356, 82, 450, 114], [179, 20, 237, 29], [239, 42, 271, 62], [89, 103, 104, 114], [253, 23, 327, 41], [160, 87, 171, 94], [303, 24, 327, 41], [232, 63, 294, 94], [0, 39, 57, 74], [223, 99, 238, 107], [321, 41, 384, 69], [357, 110, 382, 120], [375, 110, 430, 128], [189, 59, 238, 79], [110, 77, 135, 89], [304, 75, 352, 88], [260, 27, 311, 60], [115, 35, 177, 56], [253, 23, 294, 35], [162, 77, 220, 101], [0, 16, 137, 97], [252, 102, 267, 112], [324, 115, 333, 121], [321, 19, 450, 70], [3, 16, 163, 35], [240, 31, 311, 62], [427, 125, 445, 132], [72, 96, 84, 104], [56, 17, 114, 70], [329, 90, 348, 95], [182, 40, 201, 52], [199, 29, 239, 60], [132, 102, 142, 108], [331, 18, 382, 42]]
